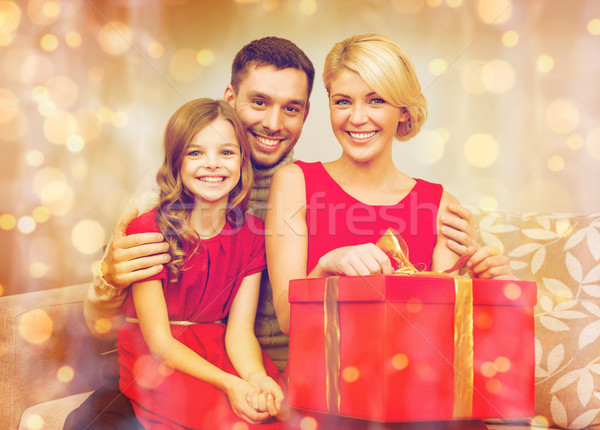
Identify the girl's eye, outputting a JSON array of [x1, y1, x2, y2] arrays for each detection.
[[188, 150, 201, 156], [221, 150, 234, 156]]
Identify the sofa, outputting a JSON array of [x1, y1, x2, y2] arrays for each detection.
[[1, 209, 599, 430]]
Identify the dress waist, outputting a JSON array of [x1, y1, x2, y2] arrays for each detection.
[[125, 317, 225, 326]]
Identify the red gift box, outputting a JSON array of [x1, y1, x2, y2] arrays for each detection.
[[287, 275, 537, 422]]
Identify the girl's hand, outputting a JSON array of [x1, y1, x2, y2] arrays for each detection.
[[314, 243, 394, 277], [247, 375, 284, 416], [467, 245, 513, 280], [226, 377, 270, 424]]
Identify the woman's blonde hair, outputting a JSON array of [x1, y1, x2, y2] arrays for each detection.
[[156, 98, 253, 279], [323, 34, 427, 141]]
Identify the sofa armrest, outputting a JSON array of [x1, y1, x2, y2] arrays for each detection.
[[0, 283, 114, 430]]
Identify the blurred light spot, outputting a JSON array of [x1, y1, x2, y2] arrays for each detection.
[[530, 415, 550, 428], [392, 353, 409, 370], [38, 99, 56, 116], [0, 88, 18, 123], [0, 213, 16, 230], [32, 206, 51, 223], [545, 100, 579, 135], [475, 312, 493, 330], [232, 422, 249, 430], [481, 60, 514, 93], [113, 111, 128, 127], [446, 0, 463, 7], [133, 355, 165, 389], [65, 31, 82, 48], [586, 127, 600, 160], [0, 110, 26, 141], [391, 0, 425, 13], [480, 361, 496, 378], [556, 219, 573, 237], [486, 378, 502, 394], [588, 18, 600, 36], [25, 150, 44, 167], [436, 127, 450, 143], [97, 106, 114, 123], [44, 111, 77, 144], [537, 54, 554, 73], [428, 58, 447, 76], [31, 86, 49, 102], [30, 262, 48, 278], [460, 60, 486, 94], [71, 160, 88, 180], [0, 32, 13, 46], [4, 48, 53, 83], [0, 1, 22, 33], [503, 283, 521, 300], [406, 297, 423, 313], [547, 155, 564, 172], [19, 309, 53, 344], [57, 365, 74, 383], [25, 413, 44, 430], [464, 133, 498, 168], [147, 41, 164, 59], [495, 356, 511, 372], [72, 219, 106, 255], [18, 216, 36, 234], [478, 196, 498, 211], [567, 134, 583, 150], [409, 130, 444, 165], [170, 49, 203, 82], [196, 49, 215, 66], [299, 0, 317, 15], [262, 0, 278, 11], [342, 366, 360, 383], [235, 0, 260, 3], [74, 108, 102, 141], [427, 0, 443, 6], [0, 283, 3, 296], [477, 0, 511, 25], [299, 416, 317, 430], [42, 0, 60, 18], [95, 317, 112, 334], [502, 30, 519, 47], [66, 135, 85, 152], [40, 33, 58, 51], [33, 167, 74, 215], [98, 21, 132, 56], [47, 75, 78, 109], [158, 362, 175, 377], [88, 66, 104, 82]]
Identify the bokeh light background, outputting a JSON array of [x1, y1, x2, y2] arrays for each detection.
[[1, 0, 599, 296]]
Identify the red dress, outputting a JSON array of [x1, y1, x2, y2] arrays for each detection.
[[118, 208, 282, 429], [297, 161, 443, 272]]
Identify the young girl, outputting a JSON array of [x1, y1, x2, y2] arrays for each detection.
[[118, 98, 284, 429], [266, 34, 513, 336]]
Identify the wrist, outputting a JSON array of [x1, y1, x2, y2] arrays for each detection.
[[245, 371, 268, 387], [96, 260, 118, 292]]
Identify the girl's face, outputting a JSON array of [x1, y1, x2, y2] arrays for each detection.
[[329, 69, 408, 163], [180, 118, 242, 207]]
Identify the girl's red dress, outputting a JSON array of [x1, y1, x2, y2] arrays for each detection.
[[118, 208, 282, 429]]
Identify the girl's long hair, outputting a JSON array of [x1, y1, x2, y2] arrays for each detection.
[[155, 98, 253, 280]]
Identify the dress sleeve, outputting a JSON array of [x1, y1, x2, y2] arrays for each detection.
[[241, 215, 267, 278]]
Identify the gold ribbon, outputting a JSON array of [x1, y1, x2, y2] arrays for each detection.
[[324, 276, 341, 414], [321, 228, 474, 416]]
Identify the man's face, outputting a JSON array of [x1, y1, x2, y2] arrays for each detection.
[[224, 65, 310, 169]]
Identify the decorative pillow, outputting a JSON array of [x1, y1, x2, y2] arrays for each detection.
[[471, 209, 600, 430]]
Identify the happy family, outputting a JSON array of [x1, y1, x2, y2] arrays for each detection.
[[64, 34, 513, 429]]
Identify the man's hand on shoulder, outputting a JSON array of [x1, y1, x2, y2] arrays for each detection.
[[440, 203, 479, 257], [102, 208, 171, 290]]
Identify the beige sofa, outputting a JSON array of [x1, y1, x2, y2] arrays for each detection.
[[2, 209, 599, 430]]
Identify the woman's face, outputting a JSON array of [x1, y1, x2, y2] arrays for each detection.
[[328, 69, 408, 163]]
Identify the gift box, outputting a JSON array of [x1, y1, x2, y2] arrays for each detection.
[[287, 274, 537, 422]]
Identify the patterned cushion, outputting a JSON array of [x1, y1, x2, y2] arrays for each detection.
[[472, 209, 600, 430]]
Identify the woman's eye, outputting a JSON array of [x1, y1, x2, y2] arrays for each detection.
[[371, 98, 385, 105], [334, 99, 350, 106]]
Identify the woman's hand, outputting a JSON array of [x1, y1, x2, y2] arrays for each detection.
[[440, 203, 479, 258], [467, 245, 514, 280], [313, 243, 394, 277], [226, 377, 271, 424]]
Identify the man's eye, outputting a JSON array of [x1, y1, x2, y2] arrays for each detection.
[[253, 100, 266, 107], [284, 106, 300, 113]]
